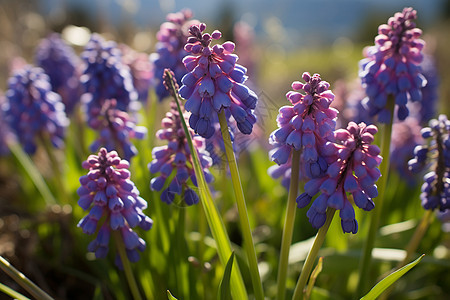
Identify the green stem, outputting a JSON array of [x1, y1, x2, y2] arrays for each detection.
[[218, 110, 264, 300], [0, 282, 31, 300], [165, 70, 247, 300], [0, 256, 54, 300], [292, 208, 336, 300], [113, 231, 143, 300], [277, 149, 301, 300], [379, 209, 433, 300], [356, 96, 395, 297]]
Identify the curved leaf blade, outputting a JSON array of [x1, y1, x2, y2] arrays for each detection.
[[218, 252, 235, 300], [361, 254, 425, 300]]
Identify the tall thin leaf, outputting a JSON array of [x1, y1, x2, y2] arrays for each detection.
[[218, 252, 235, 300], [361, 254, 425, 300]]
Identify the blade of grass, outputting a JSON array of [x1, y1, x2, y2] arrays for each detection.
[[165, 70, 248, 300], [218, 252, 235, 300], [0, 256, 54, 300], [305, 257, 323, 300], [0, 282, 31, 300], [218, 110, 264, 300], [361, 254, 425, 300], [8, 142, 57, 205]]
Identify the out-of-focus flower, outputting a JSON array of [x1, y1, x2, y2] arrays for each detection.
[[179, 23, 258, 138], [359, 7, 427, 123], [151, 9, 198, 101], [80, 34, 137, 115], [87, 99, 146, 161], [4, 66, 69, 154], [297, 122, 382, 233], [120, 44, 153, 102], [77, 148, 152, 263], [390, 117, 423, 185], [408, 115, 450, 211], [35, 33, 82, 114], [0, 95, 16, 156], [269, 72, 338, 180], [408, 54, 439, 124], [149, 101, 213, 205]]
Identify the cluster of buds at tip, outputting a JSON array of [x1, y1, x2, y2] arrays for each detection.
[[179, 23, 258, 138], [297, 122, 382, 234], [359, 7, 427, 123], [408, 115, 450, 211]]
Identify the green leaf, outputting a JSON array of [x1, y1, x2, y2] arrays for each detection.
[[8, 142, 57, 205], [305, 257, 323, 300], [218, 252, 235, 300], [0, 256, 54, 300], [361, 254, 425, 300], [165, 70, 248, 300], [167, 290, 178, 300], [0, 282, 31, 300]]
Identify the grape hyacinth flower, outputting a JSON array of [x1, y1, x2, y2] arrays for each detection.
[[269, 72, 338, 179], [35, 33, 81, 114], [4, 66, 69, 154], [408, 115, 450, 211], [179, 23, 258, 138], [390, 118, 423, 185], [87, 99, 147, 161], [149, 101, 213, 205], [120, 44, 153, 102], [359, 7, 427, 123], [77, 148, 153, 263], [151, 9, 198, 101], [297, 122, 382, 233], [81, 34, 138, 115]]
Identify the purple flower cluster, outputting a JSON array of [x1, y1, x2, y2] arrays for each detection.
[[269, 72, 338, 180], [77, 148, 152, 263], [3, 66, 69, 154], [359, 7, 427, 123], [297, 122, 382, 233], [149, 102, 213, 205], [80, 34, 137, 115], [87, 99, 147, 161], [408, 115, 450, 211], [35, 33, 81, 114], [179, 23, 258, 138], [151, 9, 197, 101]]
